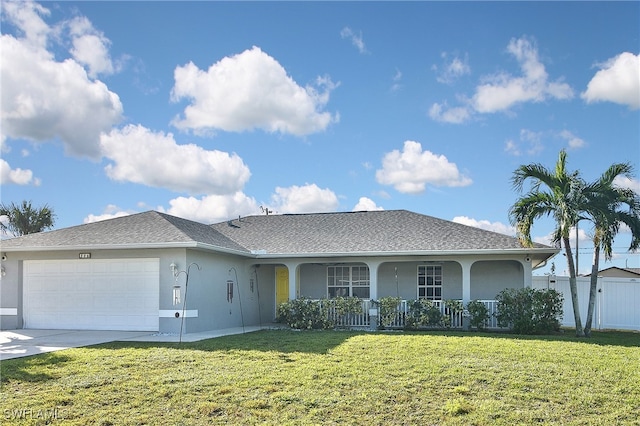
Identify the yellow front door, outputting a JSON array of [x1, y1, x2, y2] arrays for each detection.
[[275, 266, 289, 309]]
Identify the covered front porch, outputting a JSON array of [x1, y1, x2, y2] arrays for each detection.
[[256, 256, 533, 330], [272, 257, 532, 301]]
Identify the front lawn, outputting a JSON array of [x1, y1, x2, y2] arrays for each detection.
[[1, 330, 639, 425]]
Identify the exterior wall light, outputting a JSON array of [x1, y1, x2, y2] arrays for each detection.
[[170, 262, 178, 276]]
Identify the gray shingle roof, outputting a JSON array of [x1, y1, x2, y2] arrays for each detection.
[[2, 209, 552, 256], [0, 211, 248, 252], [211, 210, 549, 254]]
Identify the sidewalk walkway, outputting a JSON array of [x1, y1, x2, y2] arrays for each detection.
[[127, 325, 277, 343]]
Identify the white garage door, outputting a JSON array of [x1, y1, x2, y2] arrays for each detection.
[[24, 259, 159, 331]]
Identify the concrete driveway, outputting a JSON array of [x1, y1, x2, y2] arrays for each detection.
[[0, 326, 271, 360], [0, 330, 153, 360]]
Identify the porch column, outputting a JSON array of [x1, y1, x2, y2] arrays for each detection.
[[459, 259, 473, 304], [283, 262, 300, 300], [522, 258, 533, 288], [365, 260, 383, 301], [365, 260, 382, 331]]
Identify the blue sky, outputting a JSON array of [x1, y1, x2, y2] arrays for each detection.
[[1, 1, 639, 276]]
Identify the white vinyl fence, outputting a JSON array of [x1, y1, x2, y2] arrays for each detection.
[[532, 275, 640, 331]]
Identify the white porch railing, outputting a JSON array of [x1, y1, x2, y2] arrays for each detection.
[[318, 299, 502, 329], [324, 299, 373, 328], [481, 300, 500, 329]]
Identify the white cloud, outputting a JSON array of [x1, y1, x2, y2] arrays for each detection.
[[163, 192, 259, 223], [101, 124, 251, 195], [0, 3, 123, 159], [532, 233, 555, 247], [504, 129, 544, 156], [170, 46, 338, 136], [353, 197, 384, 212], [270, 183, 339, 214], [472, 37, 573, 113], [581, 52, 640, 110], [84, 205, 132, 223], [67, 16, 116, 78], [533, 226, 590, 248], [376, 141, 472, 194], [428, 102, 472, 124], [431, 37, 573, 123], [504, 140, 520, 156], [614, 175, 640, 194], [559, 130, 586, 150], [390, 68, 403, 93], [0, 159, 39, 186], [435, 52, 471, 84], [452, 216, 515, 236], [1, 1, 51, 48], [340, 27, 368, 54]]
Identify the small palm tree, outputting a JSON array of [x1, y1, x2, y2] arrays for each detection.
[[582, 164, 640, 336], [0, 200, 56, 237], [509, 150, 586, 336]]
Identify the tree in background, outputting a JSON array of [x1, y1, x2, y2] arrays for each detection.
[[582, 163, 640, 336], [0, 201, 56, 237], [510, 150, 640, 338], [509, 150, 586, 336]]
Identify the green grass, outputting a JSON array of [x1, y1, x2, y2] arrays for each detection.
[[1, 330, 639, 425]]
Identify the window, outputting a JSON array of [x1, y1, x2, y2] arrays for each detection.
[[418, 265, 442, 300], [327, 265, 370, 298]]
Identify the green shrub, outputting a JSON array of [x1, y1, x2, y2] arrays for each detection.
[[334, 296, 363, 316], [333, 296, 363, 327], [276, 297, 334, 330], [425, 304, 444, 326], [466, 300, 490, 330], [495, 288, 563, 334], [371, 296, 401, 329], [405, 299, 445, 329], [532, 288, 564, 332]]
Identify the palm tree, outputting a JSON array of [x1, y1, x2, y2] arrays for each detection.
[[0, 200, 56, 237], [509, 150, 586, 336], [582, 164, 640, 336]]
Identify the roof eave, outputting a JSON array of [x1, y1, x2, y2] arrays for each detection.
[[2, 243, 558, 262], [1, 241, 255, 256], [250, 247, 560, 259], [1, 241, 199, 253]]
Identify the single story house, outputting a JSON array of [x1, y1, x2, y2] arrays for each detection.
[[585, 266, 640, 279], [0, 210, 558, 333]]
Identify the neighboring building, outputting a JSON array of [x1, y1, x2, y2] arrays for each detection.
[[0, 210, 558, 333], [586, 266, 640, 279]]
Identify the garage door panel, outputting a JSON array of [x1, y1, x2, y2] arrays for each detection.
[[24, 259, 159, 331]]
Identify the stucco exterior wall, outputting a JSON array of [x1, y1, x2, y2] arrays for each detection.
[[1, 248, 185, 332], [251, 264, 276, 322], [298, 264, 327, 298], [0, 256, 22, 329], [377, 261, 463, 300], [1, 246, 532, 333], [470, 260, 523, 300], [162, 251, 281, 334]]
